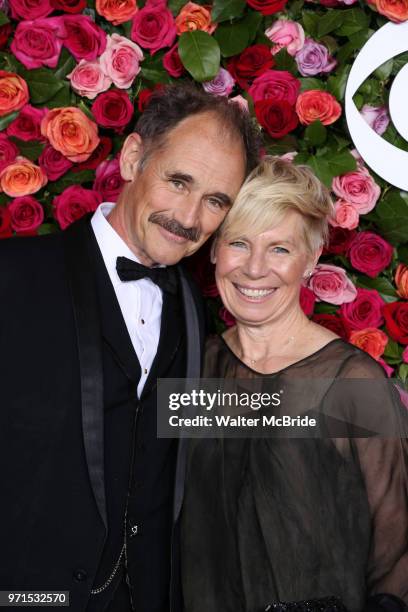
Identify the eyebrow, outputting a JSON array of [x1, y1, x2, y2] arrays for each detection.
[[165, 171, 233, 209], [237, 236, 295, 247]]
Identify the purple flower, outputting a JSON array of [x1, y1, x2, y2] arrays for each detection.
[[202, 68, 235, 97], [295, 38, 336, 77], [360, 105, 390, 136]]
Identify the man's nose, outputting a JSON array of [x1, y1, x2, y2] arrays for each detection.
[[176, 194, 202, 228]]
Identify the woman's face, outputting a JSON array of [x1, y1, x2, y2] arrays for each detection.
[[214, 210, 318, 326]]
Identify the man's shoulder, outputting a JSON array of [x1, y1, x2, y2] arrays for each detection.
[[0, 231, 64, 260]]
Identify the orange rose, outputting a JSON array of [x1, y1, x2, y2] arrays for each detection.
[[349, 327, 388, 361], [296, 90, 342, 126], [0, 157, 47, 197], [395, 263, 408, 299], [41, 107, 100, 163], [374, 0, 408, 22], [95, 0, 138, 24], [176, 2, 216, 35], [0, 71, 29, 117]]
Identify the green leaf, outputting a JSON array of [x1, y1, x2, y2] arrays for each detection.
[[240, 11, 263, 45], [383, 338, 403, 363], [273, 48, 297, 74], [355, 276, 398, 302], [313, 302, 338, 314], [334, 8, 370, 37], [46, 170, 95, 194], [21, 69, 64, 104], [0, 194, 9, 206], [169, 0, 188, 15], [301, 12, 319, 38], [304, 120, 327, 147], [392, 51, 408, 75], [327, 65, 351, 101], [54, 49, 76, 80], [211, 0, 246, 23], [398, 364, 408, 384], [9, 139, 45, 162], [375, 192, 408, 244], [317, 10, 345, 38], [0, 111, 18, 131], [46, 82, 73, 109], [178, 31, 220, 82], [336, 30, 373, 63], [327, 150, 357, 176], [265, 135, 298, 155], [214, 22, 249, 57], [374, 58, 393, 81], [0, 52, 19, 72], [37, 223, 58, 236], [382, 123, 408, 153], [305, 156, 333, 187], [141, 54, 173, 84], [0, 10, 9, 26], [398, 244, 408, 264], [300, 77, 326, 92]]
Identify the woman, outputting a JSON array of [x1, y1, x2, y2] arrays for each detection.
[[181, 157, 408, 612]]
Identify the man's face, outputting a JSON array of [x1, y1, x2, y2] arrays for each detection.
[[114, 112, 247, 266]]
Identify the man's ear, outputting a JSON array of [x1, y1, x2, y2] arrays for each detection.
[[120, 132, 143, 181], [210, 238, 217, 264]]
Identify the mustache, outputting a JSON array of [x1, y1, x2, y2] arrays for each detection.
[[149, 212, 201, 243]]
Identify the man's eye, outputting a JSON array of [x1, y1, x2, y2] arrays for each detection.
[[170, 179, 184, 190], [207, 198, 223, 209]]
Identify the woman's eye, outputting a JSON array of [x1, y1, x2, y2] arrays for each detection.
[[230, 240, 247, 248], [272, 246, 289, 254]]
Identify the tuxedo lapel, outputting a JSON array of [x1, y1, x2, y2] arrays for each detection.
[[63, 217, 107, 530]]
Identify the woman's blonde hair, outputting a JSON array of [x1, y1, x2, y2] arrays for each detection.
[[218, 156, 334, 253]]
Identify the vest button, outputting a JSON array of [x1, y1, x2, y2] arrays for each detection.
[[73, 569, 87, 582]]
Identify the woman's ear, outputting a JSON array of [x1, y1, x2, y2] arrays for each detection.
[[119, 132, 143, 181]]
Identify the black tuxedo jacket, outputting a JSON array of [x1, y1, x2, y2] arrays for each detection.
[[0, 215, 204, 611]]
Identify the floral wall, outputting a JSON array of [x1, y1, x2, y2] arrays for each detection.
[[0, 0, 408, 379]]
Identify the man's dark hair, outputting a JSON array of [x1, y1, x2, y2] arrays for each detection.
[[134, 83, 262, 175]]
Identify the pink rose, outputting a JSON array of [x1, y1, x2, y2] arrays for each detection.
[[99, 34, 144, 89], [202, 68, 235, 97], [265, 19, 305, 56], [249, 69, 301, 105], [7, 195, 44, 234], [39, 145, 73, 181], [7, 104, 48, 142], [68, 60, 112, 100], [329, 200, 359, 230], [10, 17, 65, 70], [53, 185, 103, 230], [339, 288, 384, 331], [62, 14, 107, 62], [403, 346, 408, 364], [300, 285, 315, 315], [9, 0, 53, 20], [229, 95, 249, 112], [93, 158, 124, 202], [360, 105, 390, 136], [378, 358, 394, 378], [279, 151, 297, 162], [348, 231, 393, 278], [163, 43, 184, 77], [332, 166, 380, 214], [219, 307, 235, 328], [0, 134, 19, 172], [307, 263, 357, 305], [131, 0, 177, 55]]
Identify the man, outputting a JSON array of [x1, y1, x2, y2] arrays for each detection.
[[0, 84, 260, 612]]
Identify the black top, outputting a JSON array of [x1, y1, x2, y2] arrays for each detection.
[[181, 335, 408, 612]]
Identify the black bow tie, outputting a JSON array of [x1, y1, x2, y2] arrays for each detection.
[[116, 256, 178, 295]]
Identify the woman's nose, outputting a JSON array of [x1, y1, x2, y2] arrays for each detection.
[[244, 250, 268, 279]]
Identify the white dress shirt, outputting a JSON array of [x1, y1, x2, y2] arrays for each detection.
[[91, 202, 163, 397]]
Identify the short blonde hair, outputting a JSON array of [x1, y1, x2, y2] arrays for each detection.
[[218, 156, 334, 253]]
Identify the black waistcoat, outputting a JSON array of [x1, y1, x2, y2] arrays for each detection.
[[87, 232, 185, 612]]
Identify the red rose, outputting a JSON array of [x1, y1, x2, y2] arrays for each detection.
[[8, 195, 44, 235], [312, 313, 348, 339], [163, 44, 185, 78], [228, 45, 274, 90], [300, 286, 315, 316], [51, 0, 86, 12], [7, 104, 48, 142], [93, 158, 124, 203], [0, 134, 19, 172], [0, 24, 13, 50], [249, 69, 300, 105], [131, 0, 177, 55], [246, 0, 287, 15], [137, 85, 163, 112], [72, 136, 112, 172], [255, 99, 298, 138], [219, 307, 236, 328], [339, 288, 385, 332], [91, 90, 134, 133], [0, 206, 12, 239], [323, 226, 356, 255], [39, 145, 73, 180], [53, 185, 103, 230], [383, 302, 408, 345], [347, 231, 393, 278], [187, 245, 218, 298], [62, 14, 107, 62], [9, 0, 53, 20]]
